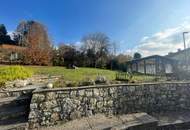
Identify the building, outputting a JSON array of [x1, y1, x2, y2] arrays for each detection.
[[166, 48, 190, 71], [126, 55, 177, 75], [0, 43, 25, 64]]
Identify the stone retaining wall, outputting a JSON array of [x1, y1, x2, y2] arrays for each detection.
[[28, 82, 190, 128]]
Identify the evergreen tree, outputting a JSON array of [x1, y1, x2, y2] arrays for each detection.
[[0, 24, 13, 44], [0, 24, 7, 36]]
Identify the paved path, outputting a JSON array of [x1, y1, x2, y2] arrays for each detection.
[[153, 111, 190, 127], [39, 113, 157, 130], [39, 111, 190, 130]]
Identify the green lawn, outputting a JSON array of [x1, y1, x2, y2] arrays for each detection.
[[27, 66, 116, 82], [27, 66, 157, 83], [0, 65, 158, 88], [131, 74, 157, 82]]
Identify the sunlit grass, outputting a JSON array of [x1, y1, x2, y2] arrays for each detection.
[[27, 66, 116, 82], [131, 74, 157, 82], [0, 65, 158, 88]]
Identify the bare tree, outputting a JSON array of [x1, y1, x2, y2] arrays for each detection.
[[81, 32, 110, 68]]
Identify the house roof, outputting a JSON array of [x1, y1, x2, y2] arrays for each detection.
[[166, 48, 190, 58], [126, 55, 176, 64]]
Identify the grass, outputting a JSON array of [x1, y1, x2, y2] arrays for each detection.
[[27, 66, 116, 82], [27, 66, 157, 83], [0, 65, 158, 88], [131, 73, 157, 82]]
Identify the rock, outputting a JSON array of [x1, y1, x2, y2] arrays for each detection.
[[61, 98, 76, 113], [70, 111, 81, 120], [79, 78, 95, 86], [97, 101, 103, 109], [30, 103, 38, 109], [31, 94, 45, 103], [77, 90, 85, 96], [93, 89, 99, 97], [40, 101, 58, 109], [85, 90, 93, 97], [107, 100, 113, 106], [53, 107, 61, 112], [90, 98, 97, 107], [29, 122, 39, 129], [47, 83, 53, 88], [46, 92, 56, 100], [86, 110, 93, 116], [95, 75, 108, 84], [5, 82, 14, 88], [51, 113, 60, 121], [29, 111, 38, 119], [14, 80, 28, 88]]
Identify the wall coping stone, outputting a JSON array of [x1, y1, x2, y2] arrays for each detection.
[[0, 85, 45, 93], [33, 81, 190, 93]]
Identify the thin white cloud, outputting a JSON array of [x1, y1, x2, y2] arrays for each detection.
[[74, 41, 82, 51], [75, 41, 82, 46], [126, 21, 190, 57], [140, 36, 149, 42], [8, 30, 14, 40]]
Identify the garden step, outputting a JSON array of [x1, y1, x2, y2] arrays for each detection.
[[0, 105, 28, 121], [0, 116, 27, 126], [0, 96, 31, 109], [0, 95, 30, 104], [0, 121, 28, 130]]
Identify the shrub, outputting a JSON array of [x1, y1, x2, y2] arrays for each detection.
[[53, 76, 78, 87], [0, 79, 6, 88], [53, 76, 66, 88], [79, 77, 95, 86], [115, 72, 132, 82], [0, 66, 33, 85], [95, 75, 108, 84], [65, 81, 78, 87]]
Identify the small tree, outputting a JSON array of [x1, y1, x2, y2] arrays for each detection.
[[16, 20, 52, 65], [133, 52, 142, 59], [112, 54, 132, 71]]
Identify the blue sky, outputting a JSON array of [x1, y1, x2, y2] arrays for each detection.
[[1, 0, 190, 56]]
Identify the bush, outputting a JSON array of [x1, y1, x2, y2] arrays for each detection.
[[65, 81, 78, 87], [53, 76, 66, 88], [0, 79, 6, 88], [95, 75, 108, 84], [115, 72, 132, 82], [0, 66, 33, 86], [53, 76, 78, 88], [79, 77, 95, 86]]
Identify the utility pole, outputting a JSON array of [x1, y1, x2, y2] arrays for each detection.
[[183, 32, 188, 50], [183, 32, 189, 71]]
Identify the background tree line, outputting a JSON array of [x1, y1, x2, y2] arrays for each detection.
[[0, 20, 142, 71]]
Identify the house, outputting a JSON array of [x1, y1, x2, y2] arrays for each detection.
[[0, 43, 25, 64], [126, 55, 177, 75], [126, 48, 190, 75], [166, 48, 190, 71]]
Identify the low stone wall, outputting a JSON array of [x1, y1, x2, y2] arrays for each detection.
[[28, 82, 190, 128]]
